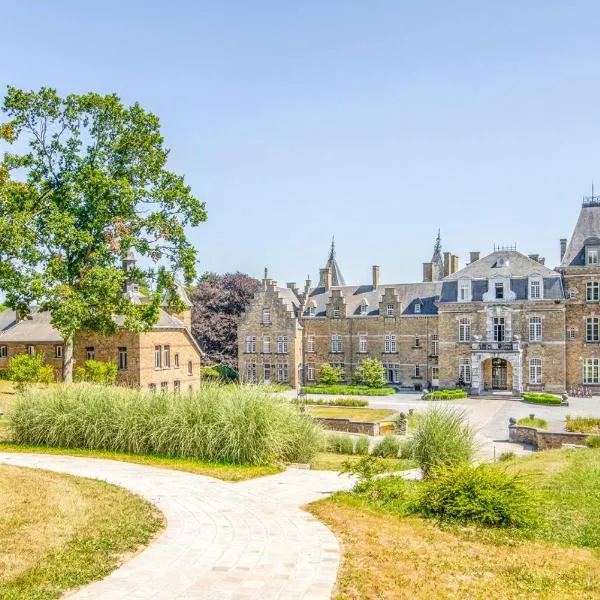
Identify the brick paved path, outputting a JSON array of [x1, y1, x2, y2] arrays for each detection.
[[0, 453, 354, 600]]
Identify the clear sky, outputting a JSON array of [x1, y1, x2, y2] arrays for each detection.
[[3, 1, 600, 286]]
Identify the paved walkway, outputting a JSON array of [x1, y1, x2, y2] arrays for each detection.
[[0, 453, 354, 600]]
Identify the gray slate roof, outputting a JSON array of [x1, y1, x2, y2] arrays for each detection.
[[277, 287, 300, 315], [561, 204, 600, 267], [0, 310, 17, 333], [444, 251, 558, 280]]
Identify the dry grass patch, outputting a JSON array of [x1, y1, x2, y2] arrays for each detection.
[[0, 464, 163, 599], [307, 407, 395, 421]]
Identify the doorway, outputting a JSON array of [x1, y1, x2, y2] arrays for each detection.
[[491, 358, 508, 390]]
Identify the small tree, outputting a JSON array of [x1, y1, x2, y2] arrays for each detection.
[[354, 358, 386, 388], [8, 352, 54, 391], [318, 363, 343, 385], [74, 359, 117, 385]]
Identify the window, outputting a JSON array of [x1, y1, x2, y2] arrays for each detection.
[[160, 381, 168, 393], [188, 360, 193, 375], [383, 363, 400, 383], [277, 336, 288, 353], [55, 345, 63, 359], [86, 346, 95, 360], [588, 248, 599, 265], [458, 318, 471, 342], [174, 380, 181, 394], [583, 358, 600, 384], [529, 279, 542, 300], [163, 345, 170, 368], [567, 289, 577, 300], [568, 328, 577, 340], [414, 364, 421, 378], [0, 346, 6, 358], [493, 317, 506, 342], [277, 362, 288, 382], [155, 345, 162, 368], [246, 336, 256, 353], [330, 362, 345, 381], [431, 366, 439, 380], [431, 334, 439, 356], [148, 383, 156, 393], [307, 363, 315, 381], [587, 317, 599, 342], [384, 333, 396, 353], [332, 305, 340, 318], [529, 317, 542, 342], [118, 347, 128, 370], [188, 384, 193, 394], [263, 363, 271, 383], [587, 282, 600, 302], [386, 304, 395, 317], [308, 305, 316, 317], [262, 336, 271, 353], [174, 353, 179, 368], [246, 362, 257, 382], [495, 282, 504, 299], [27, 346, 35, 357], [262, 308, 271, 324], [331, 334, 343, 353], [359, 334, 368, 353], [529, 358, 542, 384], [359, 300, 368, 315], [414, 336, 420, 348], [307, 335, 315, 353], [459, 281, 471, 302], [459, 357, 471, 384], [414, 302, 421, 314]]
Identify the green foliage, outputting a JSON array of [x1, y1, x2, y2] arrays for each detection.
[[341, 455, 390, 484], [7, 383, 323, 465], [74, 359, 117, 385], [215, 364, 238, 381], [424, 389, 468, 400], [317, 363, 343, 385], [585, 436, 600, 448], [353, 358, 386, 388], [7, 353, 53, 391], [372, 436, 401, 458], [404, 407, 477, 477], [293, 397, 368, 407], [566, 417, 600, 434], [517, 416, 548, 429], [352, 474, 421, 513], [302, 385, 395, 396], [326, 433, 355, 455], [354, 436, 370, 455], [200, 366, 223, 381], [419, 463, 538, 528], [498, 451, 516, 462], [522, 393, 562, 405]]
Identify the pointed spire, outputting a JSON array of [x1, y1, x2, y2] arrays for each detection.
[[324, 237, 346, 287], [328, 236, 336, 262], [433, 229, 441, 255]]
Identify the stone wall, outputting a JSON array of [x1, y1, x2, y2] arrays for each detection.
[[509, 425, 590, 449]]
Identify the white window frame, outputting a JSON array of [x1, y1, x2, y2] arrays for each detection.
[[174, 380, 181, 394], [332, 306, 340, 318], [308, 304, 316, 317], [583, 358, 600, 384], [262, 308, 271, 324], [246, 362, 257, 383], [587, 317, 599, 342], [384, 333, 396, 353], [414, 364, 421, 378], [586, 281, 600, 302], [568, 328, 577, 340], [118, 347, 128, 371], [529, 278, 542, 300], [359, 300, 368, 315], [277, 336, 288, 354], [588, 247, 599, 265], [529, 358, 542, 384], [495, 282, 504, 300], [277, 362, 288, 382], [359, 334, 368, 353], [431, 365, 439, 380], [307, 335, 315, 353], [263, 363, 271, 383], [458, 279, 472, 302], [148, 383, 156, 393], [529, 317, 542, 342], [155, 345, 162, 368], [331, 334, 343, 353], [307, 363, 315, 381], [174, 353, 179, 368], [414, 302, 421, 314], [459, 357, 471, 384], [458, 318, 471, 342], [431, 334, 439, 356], [160, 381, 168, 393], [262, 336, 271, 353], [386, 304, 395, 317], [163, 345, 170, 368], [246, 336, 257, 353]]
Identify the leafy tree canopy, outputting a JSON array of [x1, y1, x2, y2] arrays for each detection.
[[0, 86, 206, 379]]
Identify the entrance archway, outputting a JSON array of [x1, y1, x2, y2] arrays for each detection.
[[482, 358, 513, 391]]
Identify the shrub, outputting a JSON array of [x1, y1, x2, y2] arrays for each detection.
[[8, 352, 54, 391], [302, 385, 394, 396], [353, 358, 386, 388], [293, 397, 368, 407], [352, 475, 421, 513], [517, 416, 548, 429], [341, 454, 389, 483], [522, 393, 562, 405], [215, 364, 238, 381], [372, 436, 400, 458], [8, 383, 323, 465], [74, 359, 117, 385], [355, 435, 370, 455], [404, 407, 477, 477], [201, 366, 223, 381], [498, 451, 516, 462], [326, 433, 355, 455], [420, 463, 537, 528], [424, 389, 468, 400], [585, 436, 600, 448], [318, 364, 343, 385], [566, 417, 600, 434]]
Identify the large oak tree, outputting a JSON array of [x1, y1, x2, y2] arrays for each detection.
[[0, 87, 206, 381]]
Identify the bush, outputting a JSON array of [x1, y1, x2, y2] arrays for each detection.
[[404, 407, 477, 477], [352, 475, 421, 513], [353, 358, 386, 388], [201, 366, 223, 381], [566, 417, 600, 434], [517, 416, 548, 429], [293, 397, 368, 407], [318, 364, 343, 385], [214, 364, 238, 381], [420, 463, 537, 528], [326, 433, 355, 455], [522, 393, 562, 405], [8, 352, 54, 391], [498, 451, 516, 462], [424, 389, 468, 400], [302, 385, 395, 396], [74, 359, 117, 385], [8, 383, 323, 465], [585, 436, 600, 448], [372, 436, 401, 458], [355, 435, 370, 455], [341, 454, 389, 483]]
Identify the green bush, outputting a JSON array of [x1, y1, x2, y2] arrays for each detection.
[[215, 364, 238, 381], [517, 416, 548, 429], [522, 393, 562, 405], [372, 436, 400, 458], [341, 455, 390, 483], [420, 463, 537, 528], [8, 383, 323, 465], [302, 385, 394, 396], [355, 435, 370, 455], [326, 432, 355, 455], [74, 359, 117, 385], [404, 407, 477, 477], [424, 389, 468, 400], [318, 364, 343, 385], [201, 366, 223, 381], [352, 474, 421, 513], [566, 417, 600, 434], [585, 436, 600, 448], [498, 451, 516, 462], [293, 397, 368, 407], [353, 358, 386, 388], [8, 352, 54, 391]]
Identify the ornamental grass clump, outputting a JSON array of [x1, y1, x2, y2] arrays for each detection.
[[8, 383, 323, 465]]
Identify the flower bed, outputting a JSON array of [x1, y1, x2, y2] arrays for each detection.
[[293, 397, 368, 407], [521, 393, 562, 406]]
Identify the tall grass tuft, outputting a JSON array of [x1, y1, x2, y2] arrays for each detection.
[[8, 383, 323, 466]]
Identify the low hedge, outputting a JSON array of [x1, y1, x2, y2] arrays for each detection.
[[424, 389, 468, 400], [522, 393, 562, 405], [302, 385, 395, 396], [293, 398, 369, 407]]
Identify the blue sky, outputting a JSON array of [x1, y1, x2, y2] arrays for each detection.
[[3, 1, 600, 286]]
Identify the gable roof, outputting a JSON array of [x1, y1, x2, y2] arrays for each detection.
[[0, 310, 17, 333], [561, 204, 600, 267]]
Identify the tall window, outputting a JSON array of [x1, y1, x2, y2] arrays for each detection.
[[332, 306, 340, 318], [414, 302, 421, 314], [118, 347, 128, 370], [163, 345, 170, 368], [431, 334, 439, 356], [277, 336, 288, 353], [529, 358, 542, 384], [86, 346, 95, 360], [386, 304, 395, 317], [529, 317, 542, 342], [459, 357, 471, 384], [188, 360, 193, 375], [493, 317, 506, 342], [262, 308, 271, 324], [27, 346, 35, 357], [174, 380, 181, 394], [308, 305, 316, 317], [529, 279, 542, 299], [307, 335, 315, 353], [583, 358, 600, 384], [587, 282, 599, 302], [277, 362, 288, 382], [587, 317, 599, 342], [155, 345, 162, 368], [359, 300, 368, 315], [307, 363, 315, 381], [263, 363, 271, 383], [414, 364, 421, 377], [246, 336, 257, 353], [458, 318, 471, 342], [174, 353, 179, 368], [383, 363, 399, 383], [55, 345, 63, 358], [331, 334, 343, 353], [384, 333, 396, 353], [588, 248, 599, 265], [495, 282, 504, 299], [459, 282, 471, 302], [414, 335, 420, 348], [262, 336, 271, 353], [431, 366, 439, 380], [0, 346, 7, 358], [246, 362, 257, 382], [148, 383, 156, 393], [359, 334, 368, 353], [160, 381, 168, 393]]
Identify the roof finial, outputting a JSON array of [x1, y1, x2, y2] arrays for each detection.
[[329, 236, 336, 261], [264, 267, 268, 280], [434, 228, 442, 254]]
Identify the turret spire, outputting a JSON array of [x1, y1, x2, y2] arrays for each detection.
[[328, 236, 336, 262]]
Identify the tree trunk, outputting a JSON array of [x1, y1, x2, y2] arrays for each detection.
[[63, 335, 74, 383]]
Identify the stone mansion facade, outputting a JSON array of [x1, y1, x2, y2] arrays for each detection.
[[238, 198, 600, 395]]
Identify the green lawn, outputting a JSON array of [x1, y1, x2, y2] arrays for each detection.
[[302, 385, 395, 396], [308, 407, 395, 421], [310, 451, 414, 472]]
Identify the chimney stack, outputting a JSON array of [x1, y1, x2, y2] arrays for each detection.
[[450, 255, 459, 275], [443, 252, 451, 277], [560, 238, 567, 261], [470, 251, 480, 264], [372, 265, 380, 288], [319, 267, 332, 291], [422, 262, 433, 283], [286, 282, 299, 296]]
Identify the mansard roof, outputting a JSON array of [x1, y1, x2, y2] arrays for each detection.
[[561, 203, 600, 267]]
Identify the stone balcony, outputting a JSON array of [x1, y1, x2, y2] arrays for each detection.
[[471, 341, 520, 352]]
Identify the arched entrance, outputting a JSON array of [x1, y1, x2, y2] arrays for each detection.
[[482, 358, 513, 391]]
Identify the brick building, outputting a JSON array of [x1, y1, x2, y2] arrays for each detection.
[[0, 252, 202, 393], [238, 198, 600, 395]]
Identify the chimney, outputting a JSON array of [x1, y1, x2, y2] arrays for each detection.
[[319, 267, 332, 290], [451, 255, 459, 275], [560, 238, 567, 261], [286, 282, 299, 297], [372, 265, 380, 288], [469, 251, 480, 264], [443, 252, 451, 277], [303, 275, 312, 297], [422, 262, 433, 283]]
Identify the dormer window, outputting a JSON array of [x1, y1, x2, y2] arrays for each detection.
[[359, 299, 369, 315], [587, 247, 599, 265], [308, 306, 316, 316], [332, 305, 340, 318], [529, 277, 543, 300], [414, 302, 421, 314], [386, 304, 395, 317], [458, 279, 472, 302], [262, 309, 271, 324], [495, 282, 504, 300]]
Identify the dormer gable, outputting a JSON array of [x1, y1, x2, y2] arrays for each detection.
[[379, 287, 401, 318]]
